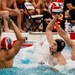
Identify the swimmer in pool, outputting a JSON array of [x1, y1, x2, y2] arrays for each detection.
[[46, 14, 66, 65], [52, 14, 75, 61], [0, 17, 24, 68]]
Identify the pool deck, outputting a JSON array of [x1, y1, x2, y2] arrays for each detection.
[[2, 32, 70, 42]]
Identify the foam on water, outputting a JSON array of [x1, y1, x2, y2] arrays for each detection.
[[13, 36, 75, 74]]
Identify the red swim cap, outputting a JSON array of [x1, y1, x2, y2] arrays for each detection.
[[1, 37, 13, 50]]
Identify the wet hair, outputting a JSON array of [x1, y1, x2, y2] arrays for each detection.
[[55, 39, 65, 52]]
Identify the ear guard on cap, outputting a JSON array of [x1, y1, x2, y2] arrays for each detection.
[[1, 37, 13, 50], [55, 39, 65, 52]]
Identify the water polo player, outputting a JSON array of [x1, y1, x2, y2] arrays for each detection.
[[0, 18, 24, 68], [54, 14, 75, 61], [46, 14, 66, 65], [50, 39, 65, 55], [1, 37, 13, 50]]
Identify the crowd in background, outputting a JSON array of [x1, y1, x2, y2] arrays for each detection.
[[0, 0, 53, 32], [64, 0, 75, 32], [1, 0, 75, 33]]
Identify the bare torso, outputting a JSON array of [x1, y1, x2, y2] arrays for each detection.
[[0, 50, 13, 68], [0, 0, 2, 10], [6, 0, 15, 8], [53, 52, 66, 65]]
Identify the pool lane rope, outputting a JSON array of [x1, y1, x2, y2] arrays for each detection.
[[13, 40, 33, 47]]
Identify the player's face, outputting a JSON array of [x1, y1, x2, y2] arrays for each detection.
[[49, 41, 57, 53]]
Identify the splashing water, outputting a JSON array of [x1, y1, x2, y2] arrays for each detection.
[[1, 36, 75, 75]]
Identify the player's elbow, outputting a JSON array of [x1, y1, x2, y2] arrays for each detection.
[[20, 37, 25, 43]]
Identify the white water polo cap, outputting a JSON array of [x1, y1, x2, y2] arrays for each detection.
[[1, 37, 13, 50]]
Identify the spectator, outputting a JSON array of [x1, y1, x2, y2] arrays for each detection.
[[0, 11, 9, 35], [65, 18, 75, 32], [43, 0, 54, 32], [0, 0, 13, 32], [0, 11, 9, 17], [16, 0, 27, 31], [2, 0, 24, 32], [0, 10, 9, 48], [70, 21, 75, 32], [43, 11, 53, 32], [31, 0, 43, 14], [43, 0, 54, 11], [64, 0, 75, 20], [26, 0, 42, 14]]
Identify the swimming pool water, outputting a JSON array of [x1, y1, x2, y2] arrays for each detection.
[[0, 44, 75, 75], [0, 67, 65, 75], [1, 65, 75, 75]]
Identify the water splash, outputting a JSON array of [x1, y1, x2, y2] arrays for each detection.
[[13, 36, 75, 75]]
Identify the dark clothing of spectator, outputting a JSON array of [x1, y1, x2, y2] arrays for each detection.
[[43, 11, 52, 32], [64, 0, 75, 20], [64, 0, 75, 12], [20, 3, 25, 9]]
